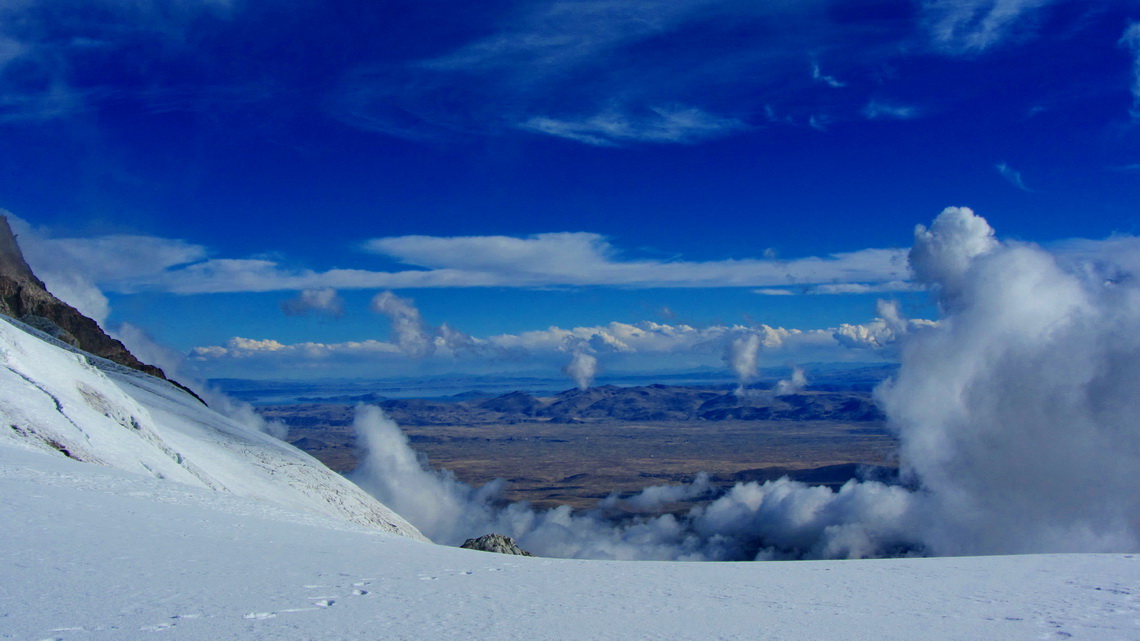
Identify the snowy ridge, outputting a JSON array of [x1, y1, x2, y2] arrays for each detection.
[[0, 316, 425, 541]]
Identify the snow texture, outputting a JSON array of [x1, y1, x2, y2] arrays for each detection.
[[1, 445, 1137, 640], [0, 316, 424, 540]]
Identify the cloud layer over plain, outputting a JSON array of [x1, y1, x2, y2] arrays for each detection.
[[349, 207, 1140, 561]]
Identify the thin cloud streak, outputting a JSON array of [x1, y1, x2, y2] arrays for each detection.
[[919, 0, 1056, 55], [811, 62, 846, 88], [519, 106, 747, 146], [13, 221, 912, 295], [326, 0, 924, 145], [863, 100, 920, 120], [996, 161, 1033, 191], [0, 0, 237, 121], [1122, 22, 1140, 118]]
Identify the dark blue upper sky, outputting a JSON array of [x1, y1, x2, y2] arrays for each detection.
[[2, 0, 1139, 380]]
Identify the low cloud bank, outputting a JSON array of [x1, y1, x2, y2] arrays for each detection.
[[352, 207, 1140, 560], [349, 405, 917, 560]]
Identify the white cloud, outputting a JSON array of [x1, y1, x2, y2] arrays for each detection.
[[226, 337, 287, 352], [281, 288, 344, 317], [12, 223, 911, 294], [909, 206, 1000, 297], [371, 291, 436, 359], [365, 232, 610, 274], [217, 235, 912, 292], [488, 321, 824, 358], [833, 300, 937, 350], [879, 206, 1140, 555], [724, 334, 762, 385], [343, 207, 1140, 560], [190, 337, 401, 361], [862, 100, 920, 120], [758, 281, 922, 295], [996, 161, 1032, 191], [810, 281, 922, 294], [7, 213, 210, 313], [1121, 22, 1140, 119], [188, 320, 857, 380], [811, 62, 846, 88], [919, 0, 1055, 55], [520, 106, 746, 146]]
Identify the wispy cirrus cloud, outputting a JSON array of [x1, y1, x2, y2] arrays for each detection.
[[996, 161, 1033, 191], [0, 0, 237, 121], [329, 0, 908, 145], [918, 0, 1056, 55], [811, 62, 846, 88], [756, 281, 923, 296], [862, 100, 920, 120], [519, 106, 747, 146], [1121, 22, 1140, 118]]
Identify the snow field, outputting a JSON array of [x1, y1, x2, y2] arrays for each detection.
[[2, 445, 1138, 641]]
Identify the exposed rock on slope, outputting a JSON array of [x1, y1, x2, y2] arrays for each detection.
[[0, 215, 168, 381], [460, 534, 534, 556], [0, 220, 425, 540]]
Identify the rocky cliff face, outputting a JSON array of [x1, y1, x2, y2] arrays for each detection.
[[0, 215, 171, 383]]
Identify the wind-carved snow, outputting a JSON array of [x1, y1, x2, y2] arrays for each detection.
[[0, 316, 425, 540]]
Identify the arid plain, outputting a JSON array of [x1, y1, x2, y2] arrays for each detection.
[[257, 384, 899, 510]]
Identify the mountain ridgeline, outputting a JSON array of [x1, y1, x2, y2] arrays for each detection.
[[0, 216, 166, 381], [288, 384, 886, 427]]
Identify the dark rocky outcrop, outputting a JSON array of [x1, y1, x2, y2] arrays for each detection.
[[460, 534, 534, 556], [0, 216, 202, 403]]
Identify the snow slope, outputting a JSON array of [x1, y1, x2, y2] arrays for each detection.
[[1, 307, 1138, 640], [2, 444, 1138, 641], [0, 316, 424, 540]]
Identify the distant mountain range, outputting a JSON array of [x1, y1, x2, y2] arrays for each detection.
[[272, 384, 887, 427], [210, 363, 897, 405]]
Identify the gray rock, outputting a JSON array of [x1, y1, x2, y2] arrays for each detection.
[[460, 534, 534, 556], [19, 314, 80, 347]]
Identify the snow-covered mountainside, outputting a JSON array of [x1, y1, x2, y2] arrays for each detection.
[[2, 443, 1137, 640], [0, 315, 425, 541]]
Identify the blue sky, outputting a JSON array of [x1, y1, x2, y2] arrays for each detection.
[[2, 0, 1139, 382]]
